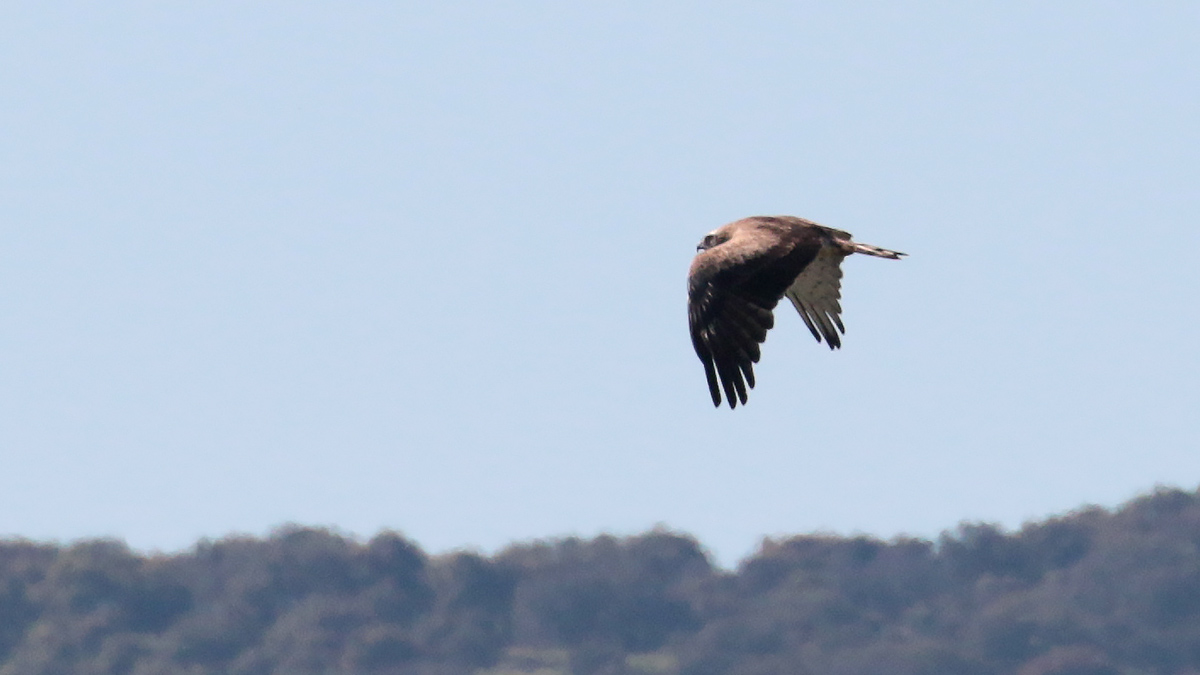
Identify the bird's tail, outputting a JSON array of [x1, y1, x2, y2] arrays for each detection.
[[849, 241, 906, 259]]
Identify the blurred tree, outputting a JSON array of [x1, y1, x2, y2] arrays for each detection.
[[1, 488, 1200, 673]]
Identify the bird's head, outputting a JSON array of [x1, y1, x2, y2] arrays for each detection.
[[696, 231, 730, 252]]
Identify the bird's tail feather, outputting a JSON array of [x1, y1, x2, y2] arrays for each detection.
[[849, 241, 906, 259]]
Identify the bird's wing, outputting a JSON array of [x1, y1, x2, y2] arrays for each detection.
[[688, 238, 821, 408], [688, 281, 775, 409], [783, 245, 847, 349]]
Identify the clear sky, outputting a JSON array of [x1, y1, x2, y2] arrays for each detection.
[[2, 3, 1198, 567]]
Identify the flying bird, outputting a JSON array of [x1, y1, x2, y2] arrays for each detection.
[[687, 216, 905, 408]]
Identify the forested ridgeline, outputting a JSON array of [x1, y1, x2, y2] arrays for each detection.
[[3, 487, 1200, 675]]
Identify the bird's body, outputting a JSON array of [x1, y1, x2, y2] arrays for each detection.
[[687, 216, 904, 408]]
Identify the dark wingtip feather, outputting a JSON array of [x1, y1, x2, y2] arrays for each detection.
[[702, 359, 722, 407], [719, 371, 739, 411], [724, 365, 744, 401]]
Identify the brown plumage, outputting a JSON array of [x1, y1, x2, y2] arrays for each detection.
[[687, 216, 905, 408]]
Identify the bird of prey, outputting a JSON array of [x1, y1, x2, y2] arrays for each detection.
[[687, 215, 905, 408]]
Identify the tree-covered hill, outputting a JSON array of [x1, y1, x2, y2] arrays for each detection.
[[4, 487, 1200, 674]]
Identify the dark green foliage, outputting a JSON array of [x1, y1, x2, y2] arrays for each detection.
[[3, 488, 1200, 673], [502, 531, 706, 656]]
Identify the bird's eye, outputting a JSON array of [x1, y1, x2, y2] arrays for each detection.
[[697, 232, 725, 252]]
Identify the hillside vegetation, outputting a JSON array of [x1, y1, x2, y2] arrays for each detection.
[[3, 487, 1200, 674]]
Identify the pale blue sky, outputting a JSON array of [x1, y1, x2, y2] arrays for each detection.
[[2, 3, 1198, 566]]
